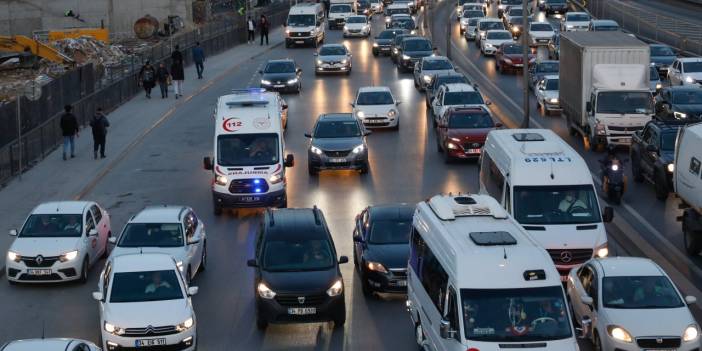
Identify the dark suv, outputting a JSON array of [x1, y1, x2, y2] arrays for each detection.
[[396, 37, 434, 72], [630, 119, 684, 200], [305, 113, 371, 175], [654, 86, 702, 121], [247, 207, 348, 329]]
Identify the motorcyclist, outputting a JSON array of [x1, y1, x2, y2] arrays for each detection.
[[600, 144, 619, 183]]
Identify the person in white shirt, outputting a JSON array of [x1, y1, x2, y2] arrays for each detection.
[[247, 16, 256, 44]]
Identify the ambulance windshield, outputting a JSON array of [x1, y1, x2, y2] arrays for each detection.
[[217, 133, 279, 167]]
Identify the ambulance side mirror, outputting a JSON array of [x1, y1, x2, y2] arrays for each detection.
[[203, 157, 213, 170], [284, 154, 295, 167]]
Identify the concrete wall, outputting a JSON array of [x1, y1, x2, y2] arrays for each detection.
[[0, 0, 194, 36]]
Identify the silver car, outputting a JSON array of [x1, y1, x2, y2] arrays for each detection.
[[413, 56, 456, 91], [306, 113, 371, 175], [314, 44, 353, 75]]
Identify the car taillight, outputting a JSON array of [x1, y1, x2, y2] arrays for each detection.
[[467, 348, 480, 351]]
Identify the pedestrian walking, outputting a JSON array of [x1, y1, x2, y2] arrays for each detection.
[[59, 105, 79, 160], [171, 45, 185, 99], [247, 16, 256, 44], [89, 107, 110, 159], [138, 60, 156, 98], [259, 14, 269, 46], [156, 62, 171, 98], [192, 42, 205, 79]]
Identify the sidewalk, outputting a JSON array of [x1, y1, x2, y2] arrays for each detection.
[[0, 28, 284, 275]]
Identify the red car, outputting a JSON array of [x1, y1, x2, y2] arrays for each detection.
[[495, 43, 535, 74], [436, 106, 501, 163]]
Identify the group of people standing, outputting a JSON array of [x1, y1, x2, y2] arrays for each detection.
[[247, 14, 271, 45], [138, 42, 206, 100]]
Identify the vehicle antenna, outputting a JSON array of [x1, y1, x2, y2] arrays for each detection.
[[41, 319, 45, 339], [503, 247, 508, 260], [550, 160, 555, 180]]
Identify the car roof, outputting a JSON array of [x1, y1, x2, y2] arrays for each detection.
[[678, 57, 702, 62], [263, 208, 331, 240], [368, 204, 414, 221], [129, 206, 188, 223], [543, 74, 559, 80], [530, 22, 552, 27], [111, 253, 177, 273], [422, 55, 449, 62], [266, 59, 294, 64], [318, 113, 355, 122], [566, 11, 589, 16], [486, 29, 510, 34], [348, 14, 367, 18], [448, 106, 489, 114], [441, 83, 476, 92], [650, 43, 672, 48], [479, 18, 503, 23], [403, 37, 430, 43], [387, 3, 408, 8], [32, 201, 92, 215], [591, 19, 618, 25], [594, 257, 665, 277], [391, 13, 412, 18], [358, 86, 392, 93], [1, 339, 83, 351], [321, 43, 346, 48]]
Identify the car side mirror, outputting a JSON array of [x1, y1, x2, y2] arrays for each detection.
[[247, 259, 258, 267], [586, 101, 592, 112], [353, 235, 364, 242], [284, 154, 295, 168], [645, 144, 657, 152], [313, 52, 318, 56], [396, 100, 402, 105], [203, 157, 213, 170], [297, 68, 302, 74], [576, 316, 591, 339], [282, 104, 288, 110], [187, 237, 200, 245], [187, 286, 199, 296], [350, 102, 356, 107], [363, 131, 372, 136], [602, 206, 614, 223], [258, 70, 263, 74], [92, 291, 104, 301], [108, 236, 117, 244], [581, 294, 594, 306], [686, 295, 697, 305], [486, 100, 492, 105], [439, 319, 456, 339], [338, 256, 349, 264], [304, 132, 312, 138], [8, 229, 17, 236], [495, 122, 503, 128]]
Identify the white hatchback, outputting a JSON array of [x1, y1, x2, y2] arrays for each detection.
[[6, 201, 111, 284], [0, 338, 101, 351], [562, 12, 591, 31], [567, 257, 700, 351], [352, 86, 402, 129], [343, 15, 371, 37], [481, 29, 513, 56], [110, 206, 207, 284], [93, 253, 198, 351], [529, 22, 555, 46]]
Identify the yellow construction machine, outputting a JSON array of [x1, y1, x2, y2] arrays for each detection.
[[0, 35, 75, 65]]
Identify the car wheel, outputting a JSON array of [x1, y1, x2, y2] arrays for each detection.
[[213, 204, 223, 216], [631, 155, 644, 182], [279, 197, 288, 208], [437, 140, 443, 153], [360, 163, 370, 174], [360, 271, 373, 297], [683, 223, 702, 255], [654, 171, 669, 200], [415, 322, 425, 349], [256, 311, 268, 330], [372, 49, 378, 56], [333, 308, 346, 328], [443, 150, 452, 164], [102, 232, 111, 259], [593, 331, 603, 351], [185, 265, 192, 285], [308, 164, 318, 176], [78, 257, 89, 284], [198, 242, 207, 272]]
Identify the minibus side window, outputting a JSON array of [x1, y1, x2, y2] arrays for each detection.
[[480, 152, 504, 202]]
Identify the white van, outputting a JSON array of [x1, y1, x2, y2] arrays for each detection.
[[285, 3, 325, 48], [407, 193, 579, 351], [203, 89, 294, 215], [480, 129, 611, 280]]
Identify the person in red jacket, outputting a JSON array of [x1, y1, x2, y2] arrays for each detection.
[[259, 14, 270, 45]]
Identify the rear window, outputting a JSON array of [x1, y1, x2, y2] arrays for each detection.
[[449, 111, 494, 129]]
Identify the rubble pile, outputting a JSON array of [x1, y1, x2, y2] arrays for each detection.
[[0, 65, 58, 102], [52, 36, 129, 67]]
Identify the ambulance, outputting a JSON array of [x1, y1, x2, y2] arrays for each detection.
[[203, 89, 294, 215]]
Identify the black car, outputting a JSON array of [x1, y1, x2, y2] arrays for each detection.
[[631, 119, 685, 200], [390, 33, 418, 63], [373, 29, 407, 56], [396, 37, 434, 72], [529, 60, 559, 90], [654, 86, 702, 120], [353, 204, 414, 296], [247, 207, 348, 329], [305, 113, 371, 175], [259, 59, 302, 93], [650, 44, 677, 74], [539, 0, 568, 15], [425, 72, 471, 108]]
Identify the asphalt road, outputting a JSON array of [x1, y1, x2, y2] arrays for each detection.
[[0, 2, 700, 351]]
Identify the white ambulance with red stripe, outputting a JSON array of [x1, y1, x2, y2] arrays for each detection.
[[203, 89, 294, 215]]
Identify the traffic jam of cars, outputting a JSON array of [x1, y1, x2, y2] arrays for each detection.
[[4, 0, 702, 350]]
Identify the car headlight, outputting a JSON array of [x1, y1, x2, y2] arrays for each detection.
[[176, 260, 184, 272], [675, 111, 688, 119], [341, 59, 348, 65], [684, 324, 699, 342], [343, 25, 349, 31], [410, 30, 417, 35], [423, 75, 432, 83], [269, 172, 283, 184], [260, 79, 272, 85], [480, 31, 486, 38], [326, 279, 344, 296], [504, 58, 513, 65], [549, 98, 559, 104], [257, 282, 276, 299], [667, 163, 675, 173], [596, 244, 609, 258], [402, 54, 411, 60], [316, 59, 323, 66], [356, 110, 365, 118], [656, 83, 662, 90], [566, 24, 574, 29], [7, 251, 21, 262], [393, 48, 399, 53], [595, 123, 606, 135], [385, 17, 391, 22], [685, 76, 695, 83], [449, 137, 461, 142], [104, 322, 126, 336], [485, 43, 494, 48], [310, 146, 323, 155], [447, 142, 459, 150], [59, 250, 79, 262], [175, 317, 194, 332], [215, 175, 228, 186], [285, 29, 291, 35], [373, 42, 379, 47], [607, 325, 633, 343], [366, 261, 388, 273], [611, 164, 619, 172], [352, 144, 365, 154], [388, 109, 397, 117], [287, 78, 298, 85], [512, 27, 520, 33]]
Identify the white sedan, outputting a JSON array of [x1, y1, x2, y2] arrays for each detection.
[[0, 338, 101, 351], [567, 257, 700, 351], [529, 22, 555, 46], [480, 30, 514, 56], [561, 12, 591, 31], [6, 201, 111, 284], [535, 75, 561, 115], [352, 86, 402, 129], [343, 15, 371, 38], [668, 57, 702, 86]]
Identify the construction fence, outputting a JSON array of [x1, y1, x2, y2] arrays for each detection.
[[0, 5, 290, 186]]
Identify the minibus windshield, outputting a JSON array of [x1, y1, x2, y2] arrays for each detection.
[[513, 185, 601, 225]]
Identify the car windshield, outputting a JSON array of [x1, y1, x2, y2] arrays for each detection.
[[287, 14, 315, 27], [264, 62, 295, 73], [536, 62, 559, 73], [650, 66, 660, 80], [602, 276, 684, 309], [468, 18, 480, 26], [347, 16, 367, 23], [319, 46, 347, 55], [330, 4, 352, 12], [503, 45, 523, 54], [650, 45, 675, 56], [546, 0, 566, 3], [378, 30, 399, 39], [673, 90, 702, 104], [262, 238, 334, 271], [314, 120, 361, 138], [487, 31, 511, 39], [531, 24, 552, 31], [117, 223, 184, 248], [217, 133, 279, 167], [508, 9, 523, 16], [480, 22, 503, 31], [388, 8, 410, 15], [444, 91, 484, 105], [594, 24, 619, 31], [369, 220, 411, 244], [661, 131, 678, 151], [424, 59, 453, 70], [19, 214, 83, 238], [449, 111, 494, 128], [502, 0, 521, 4], [357, 91, 394, 105], [433, 76, 470, 90], [513, 185, 601, 225], [567, 14, 590, 21], [596, 91, 654, 114], [404, 40, 432, 51], [683, 62, 702, 73], [110, 270, 183, 303], [463, 10, 484, 18], [544, 79, 559, 90], [392, 19, 415, 29], [461, 286, 572, 342]]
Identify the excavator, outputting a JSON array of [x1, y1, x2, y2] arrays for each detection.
[[0, 35, 75, 67]]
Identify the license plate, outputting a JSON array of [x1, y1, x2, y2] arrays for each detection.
[[274, 85, 285, 88], [240, 196, 260, 202], [397, 280, 407, 287], [329, 158, 346, 163], [467, 148, 481, 154], [27, 269, 52, 275], [135, 338, 166, 347], [513, 63, 523, 67], [288, 307, 316, 315], [366, 120, 385, 124], [560, 275, 568, 282], [295, 40, 304, 44]]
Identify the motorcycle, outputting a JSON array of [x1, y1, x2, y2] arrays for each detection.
[[600, 158, 628, 205]]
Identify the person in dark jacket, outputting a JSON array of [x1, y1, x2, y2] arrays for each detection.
[[89, 107, 110, 159], [192, 42, 205, 79], [156, 62, 170, 98], [139, 60, 156, 98], [59, 104, 79, 160], [259, 15, 270, 46], [171, 45, 185, 98]]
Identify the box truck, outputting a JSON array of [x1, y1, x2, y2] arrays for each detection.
[[674, 122, 702, 255], [559, 31, 654, 151]]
